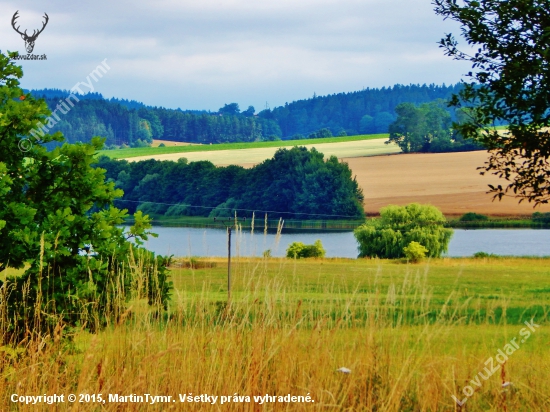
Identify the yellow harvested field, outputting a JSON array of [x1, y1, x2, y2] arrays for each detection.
[[345, 151, 550, 216], [126, 138, 402, 165]]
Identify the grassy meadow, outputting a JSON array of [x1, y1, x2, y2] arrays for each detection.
[[96, 133, 389, 160], [1, 256, 549, 411]]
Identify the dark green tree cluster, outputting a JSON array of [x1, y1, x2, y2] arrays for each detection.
[[97, 147, 365, 220], [386, 100, 484, 153], [258, 83, 463, 137], [0, 53, 171, 341], [30, 88, 147, 109], [154, 107, 280, 144]]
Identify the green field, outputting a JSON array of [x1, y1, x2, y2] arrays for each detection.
[[2, 257, 548, 411], [168, 257, 549, 324], [97, 133, 389, 159]]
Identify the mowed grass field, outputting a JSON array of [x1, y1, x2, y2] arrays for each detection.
[[2, 257, 549, 411]]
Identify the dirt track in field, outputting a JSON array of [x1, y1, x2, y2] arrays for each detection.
[[344, 151, 550, 216]]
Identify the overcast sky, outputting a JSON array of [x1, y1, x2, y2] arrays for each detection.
[[0, 0, 471, 112]]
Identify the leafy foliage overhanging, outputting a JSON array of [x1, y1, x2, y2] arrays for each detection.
[[434, 0, 550, 204], [0, 52, 171, 341]]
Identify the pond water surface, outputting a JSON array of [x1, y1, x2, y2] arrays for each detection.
[[132, 227, 550, 258]]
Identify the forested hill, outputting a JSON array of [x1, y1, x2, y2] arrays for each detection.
[[257, 83, 463, 137], [29, 83, 462, 147], [29, 89, 147, 110], [29, 89, 281, 148]]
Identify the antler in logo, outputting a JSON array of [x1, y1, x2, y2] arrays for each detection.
[[11, 11, 49, 53]]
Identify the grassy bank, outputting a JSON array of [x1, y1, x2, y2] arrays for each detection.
[[97, 133, 389, 159], [1, 258, 548, 410], [447, 216, 550, 229], [127, 215, 364, 231], [125, 214, 550, 230]]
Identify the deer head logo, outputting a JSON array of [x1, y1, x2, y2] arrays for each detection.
[[11, 11, 49, 54]]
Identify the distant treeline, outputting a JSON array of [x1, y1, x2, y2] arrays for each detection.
[[96, 146, 365, 220], [30, 90, 281, 148], [447, 212, 550, 228], [257, 83, 464, 137], [30, 83, 463, 147]]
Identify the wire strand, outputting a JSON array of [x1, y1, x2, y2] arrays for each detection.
[[113, 199, 364, 219]]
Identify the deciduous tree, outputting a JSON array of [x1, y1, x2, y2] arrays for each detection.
[[354, 203, 453, 259], [0, 52, 171, 340], [386, 100, 454, 153]]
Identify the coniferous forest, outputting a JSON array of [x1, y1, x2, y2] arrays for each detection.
[[30, 83, 463, 147]]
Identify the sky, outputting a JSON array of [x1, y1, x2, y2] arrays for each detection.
[[0, 0, 472, 112]]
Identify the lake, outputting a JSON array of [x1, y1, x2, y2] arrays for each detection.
[[132, 227, 550, 258]]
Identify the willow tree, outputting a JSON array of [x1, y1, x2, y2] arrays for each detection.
[[354, 204, 453, 259]]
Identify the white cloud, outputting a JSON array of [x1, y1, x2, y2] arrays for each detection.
[[0, 0, 472, 111]]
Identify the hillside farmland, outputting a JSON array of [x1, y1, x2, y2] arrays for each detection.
[[123, 138, 401, 165], [122, 139, 550, 216], [346, 151, 550, 216]]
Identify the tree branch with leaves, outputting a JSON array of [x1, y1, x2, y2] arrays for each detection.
[[433, 0, 550, 204], [0, 51, 171, 341]]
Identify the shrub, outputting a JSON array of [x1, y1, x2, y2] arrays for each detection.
[[165, 203, 192, 217], [403, 241, 428, 263], [473, 251, 499, 258], [460, 212, 489, 222], [137, 202, 169, 215], [532, 212, 550, 224], [158, 142, 166, 147], [286, 240, 326, 258], [130, 138, 150, 148], [354, 203, 453, 259], [208, 198, 238, 218], [308, 128, 333, 139], [287, 242, 305, 258]]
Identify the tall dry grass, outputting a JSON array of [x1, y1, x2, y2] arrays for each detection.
[[0, 253, 548, 411]]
